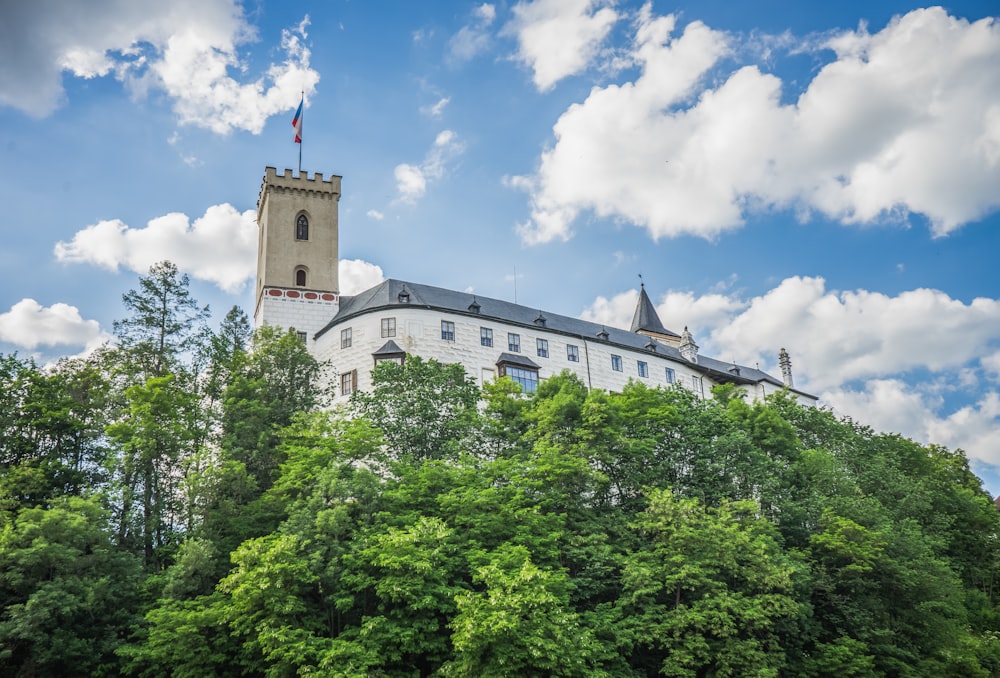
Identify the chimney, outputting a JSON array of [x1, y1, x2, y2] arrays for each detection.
[[679, 326, 698, 363]]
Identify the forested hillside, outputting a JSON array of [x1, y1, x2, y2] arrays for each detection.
[[2, 262, 999, 676]]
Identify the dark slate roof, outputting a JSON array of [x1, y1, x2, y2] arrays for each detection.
[[631, 284, 679, 338], [316, 278, 801, 393], [496, 352, 541, 369], [372, 339, 405, 357]]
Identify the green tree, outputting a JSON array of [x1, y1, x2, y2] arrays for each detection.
[[0, 496, 143, 676], [619, 488, 803, 677], [107, 374, 199, 565], [112, 260, 210, 379], [351, 355, 480, 461], [445, 544, 605, 677]]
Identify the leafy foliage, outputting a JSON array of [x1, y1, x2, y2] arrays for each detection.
[[2, 267, 1000, 675]]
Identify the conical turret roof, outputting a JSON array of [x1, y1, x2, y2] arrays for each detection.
[[631, 284, 679, 338]]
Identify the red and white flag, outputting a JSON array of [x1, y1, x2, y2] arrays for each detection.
[[292, 97, 303, 143]]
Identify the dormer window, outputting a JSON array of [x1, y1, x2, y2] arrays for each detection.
[[398, 287, 410, 304], [295, 214, 309, 240]]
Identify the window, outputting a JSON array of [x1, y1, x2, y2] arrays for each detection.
[[295, 268, 307, 286], [340, 369, 357, 397], [692, 376, 704, 398], [341, 327, 352, 349], [508, 333, 520, 352], [296, 331, 307, 344], [295, 213, 309, 240], [536, 338, 549, 358], [611, 354, 623, 372], [638, 361, 649, 378], [480, 327, 493, 347], [381, 317, 396, 338], [665, 367, 676, 384], [441, 320, 455, 341], [567, 344, 579, 362], [501, 365, 538, 394]]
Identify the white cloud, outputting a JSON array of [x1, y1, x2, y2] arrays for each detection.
[[514, 6, 1000, 243], [421, 96, 451, 118], [449, 4, 497, 63], [339, 259, 385, 296], [0, 299, 109, 351], [0, 0, 319, 135], [393, 130, 465, 203], [505, 0, 618, 91], [822, 381, 1000, 469], [394, 164, 428, 202], [367, 209, 385, 221], [710, 277, 1000, 391], [54, 203, 257, 293]]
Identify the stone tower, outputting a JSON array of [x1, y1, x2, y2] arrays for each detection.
[[254, 167, 342, 340]]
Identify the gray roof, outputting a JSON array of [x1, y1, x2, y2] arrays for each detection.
[[317, 278, 801, 392], [372, 339, 405, 357], [496, 352, 541, 369], [631, 284, 679, 338]]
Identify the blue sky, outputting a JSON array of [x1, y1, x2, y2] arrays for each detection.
[[2, 0, 999, 491]]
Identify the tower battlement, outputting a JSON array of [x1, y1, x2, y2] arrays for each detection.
[[258, 167, 342, 219]]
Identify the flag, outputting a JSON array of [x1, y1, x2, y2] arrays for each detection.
[[292, 97, 303, 144]]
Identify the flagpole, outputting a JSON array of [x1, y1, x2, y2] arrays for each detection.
[[298, 91, 303, 175]]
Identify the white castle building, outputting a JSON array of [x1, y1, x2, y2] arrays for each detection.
[[254, 167, 816, 406]]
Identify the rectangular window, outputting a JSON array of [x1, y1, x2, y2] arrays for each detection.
[[566, 344, 579, 362], [381, 317, 396, 338], [296, 331, 307, 344], [536, 338, 549, 358], [638, 360, 648, 378], [508, 333, 520, 352], [441, 320, 455, 341], [481, 327, 493, 347], [341, 327, 352, 349], [611, 354, 623, 372], [501, 365, 539, 394], [665, 367, 676, 384], [692, 376, 704, 398], [340, 370, 357, 397]]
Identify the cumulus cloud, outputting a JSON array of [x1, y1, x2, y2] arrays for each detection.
[[580, 277, 1000, 469], [54, 204, 257, 293], [513, 6, 1000, 244], [505, 0, 618, 91], [710, 277, 1000, 391], [367, 209, 385, 221], [394, 130, 466, 203], [448, 4, 497, 63], [0, 0, 319, 134], [823, 381, 1000, 469], [0, 299, 109, 352], [339, 259, 385, 296]]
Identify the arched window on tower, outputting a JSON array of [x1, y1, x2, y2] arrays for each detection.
[[295, 268, 307, 287], [295, 214, 309, 240]]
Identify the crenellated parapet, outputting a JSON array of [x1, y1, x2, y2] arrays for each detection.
[[257, 167, 342, 222]]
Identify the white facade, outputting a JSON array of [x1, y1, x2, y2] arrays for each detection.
[[312, 300, 814, 406]]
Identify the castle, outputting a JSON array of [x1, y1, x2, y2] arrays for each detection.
[[254, 167, 816, 405]]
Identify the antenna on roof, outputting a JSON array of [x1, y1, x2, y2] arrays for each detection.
[[638, 272, 644, 288]]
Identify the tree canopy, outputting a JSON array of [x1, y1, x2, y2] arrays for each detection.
[[2, 261, 1000, 676]]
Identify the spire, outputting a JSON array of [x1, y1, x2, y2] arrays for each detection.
[[631, 281, 674, 338], [779, 348, 793, 388], [679, 326, 699, 363]]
